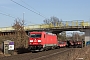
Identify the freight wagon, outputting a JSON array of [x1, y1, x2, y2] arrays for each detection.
[[58, 41, 67, 48], [66, 40, 85, 48], [28, 31, 58, 51]]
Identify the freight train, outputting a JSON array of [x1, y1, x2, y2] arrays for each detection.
[[28, 31, 84, 51]]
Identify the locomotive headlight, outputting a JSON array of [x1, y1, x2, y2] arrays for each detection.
[[38, 40, 41, 42], [30, 40, 33, 42]]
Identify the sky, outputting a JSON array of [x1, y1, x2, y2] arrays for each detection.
[[0, 0, 90, 27]]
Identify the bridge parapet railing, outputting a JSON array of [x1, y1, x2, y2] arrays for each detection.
[[24, 24, 51, 30], [48, 20, 90, 28], [80, 22, 90, 26]]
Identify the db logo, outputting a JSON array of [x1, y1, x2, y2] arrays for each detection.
[[10, 46, 12, 48], [34, 39, 37, 42]]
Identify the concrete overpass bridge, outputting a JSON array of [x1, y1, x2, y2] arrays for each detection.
[[0, 20, 90, 32], [0, 20, 90, 46]]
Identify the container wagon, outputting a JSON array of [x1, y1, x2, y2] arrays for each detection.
[[28, 31, 58, 51]]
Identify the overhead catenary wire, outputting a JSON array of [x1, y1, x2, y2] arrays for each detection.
[[0, 12, 16, 18], [20, 0, 48, 25], [0, 10, 16, 18], [20, 0, 40, 14], [10, 0, 47, 19], [0, 10, 38, 25], [20, 0, 47, 19]]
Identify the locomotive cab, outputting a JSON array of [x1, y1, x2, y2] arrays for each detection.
[[28, 32, 43, 51]]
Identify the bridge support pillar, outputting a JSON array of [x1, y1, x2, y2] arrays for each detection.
[[85, 29, 90, 46]]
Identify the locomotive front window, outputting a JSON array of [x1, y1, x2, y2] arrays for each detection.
[[30, 34, 41, 38], [36, 34, 41, 38], [30, 34, 36, 38]]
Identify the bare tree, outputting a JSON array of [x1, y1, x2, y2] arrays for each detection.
[[13, 18, 28, 49], [43, 16, 62, 26], [43, 19, 50, 24], [72, 32, 82, 41]]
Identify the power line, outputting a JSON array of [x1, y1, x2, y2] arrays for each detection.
[[0, 10, 16, 18], [10, 0, 47, 19], [20, 0, 48, 25], [20, 0, 47, 19], [0, 12, 16, 18], [20, 0, 40, 14]]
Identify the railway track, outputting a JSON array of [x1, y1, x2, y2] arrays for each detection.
[[0, 48, 73, 60], [31, 48, 72, 60]]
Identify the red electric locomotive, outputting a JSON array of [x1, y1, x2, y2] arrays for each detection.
[[28, 31, 58, 51]]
